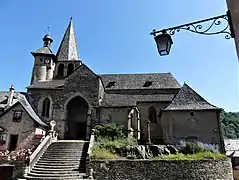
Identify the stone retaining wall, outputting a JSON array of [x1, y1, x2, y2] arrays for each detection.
[[91, 158, 233, 180]]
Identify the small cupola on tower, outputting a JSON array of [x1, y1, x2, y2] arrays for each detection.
[[43, 34, 53, 48], [30, 33, 56, 84]]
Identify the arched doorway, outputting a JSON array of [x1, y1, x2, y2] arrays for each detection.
[[65, 96, 88, 140]]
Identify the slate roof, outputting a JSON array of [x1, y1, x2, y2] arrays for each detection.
[[99, 73, 181, 90], [27, 80, 65, 89], [0, 91, 20, 104], [224, 139, 239, 157], [100, 93, 175, 107], [0, 92, 46, 127], [164, 83, 220, 111], [56, 18, 80, 61], [35, 47, 53, 55]]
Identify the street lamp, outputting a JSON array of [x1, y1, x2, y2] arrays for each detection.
[[154, 29, 173, 56], [150, 11, 235, 56]]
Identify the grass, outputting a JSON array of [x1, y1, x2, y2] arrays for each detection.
[[152, 152, 226, 160], [91, 137, 138, 159], [91, 148, 120, 159]]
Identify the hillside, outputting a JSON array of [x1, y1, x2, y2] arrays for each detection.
[[221, 111, 239, 139]]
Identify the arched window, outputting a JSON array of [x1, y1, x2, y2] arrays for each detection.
[[42, 98, 50, 118], [67, 63, 74, 76], [148, 106, 157, 123], [57, 64, 64, 77]]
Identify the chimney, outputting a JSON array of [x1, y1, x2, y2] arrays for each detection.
[[7, 85, 15, 107]]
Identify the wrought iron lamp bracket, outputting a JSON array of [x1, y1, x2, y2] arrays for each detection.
[[150, 11, 235, 39]]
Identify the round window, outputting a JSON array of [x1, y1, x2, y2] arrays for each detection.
[[189, 111, 195, 117]]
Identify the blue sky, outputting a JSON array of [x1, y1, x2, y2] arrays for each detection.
[[0, 0, 238, 112]]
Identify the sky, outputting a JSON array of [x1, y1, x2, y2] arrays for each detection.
[[0, 0, 238, 112]]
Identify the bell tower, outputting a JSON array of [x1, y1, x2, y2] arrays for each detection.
[[30, 34, 56, 84]]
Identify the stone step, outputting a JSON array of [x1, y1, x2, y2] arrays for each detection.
[[45, 148, 83, 152], [44, 151, 83, 154], [24, 175, 86, 180], [43, 151, 83, 154], [32, 166, 79, 171], [27, 172, 85, 178], [49, 145, 84, 149], [48, 144, 84, 146], [40, 155, 81, 159], [30, 169, 81, 175], [51, 143, 85, 145], [50, 142, 86, 145], [42, 152, 86, 155], [41, 154, 82, 157], [37, 161, 81, 164], [41, 154, 82, 158], [40, 156, 81, 160], [37, 160, 80, 164], [36, 162, 80, 166], [47, 148, 83, 150], [34, 164, 79, 169], [27, 172, 85, 179]]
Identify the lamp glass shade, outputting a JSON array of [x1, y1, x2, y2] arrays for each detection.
[[154, 33, 173, 56]]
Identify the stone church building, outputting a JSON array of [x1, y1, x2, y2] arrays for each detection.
[[0, 19, 225, 151]]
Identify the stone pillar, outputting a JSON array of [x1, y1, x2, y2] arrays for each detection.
[[86, 109, 92, 141], [145, 119, 152, 145], [137, 110, 141, 140], [49, 120, 57, 141]]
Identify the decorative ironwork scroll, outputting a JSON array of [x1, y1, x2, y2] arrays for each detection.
[[150, 11, 235, 39]]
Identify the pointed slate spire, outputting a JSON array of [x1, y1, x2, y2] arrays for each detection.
[[56, 18, 80, 61]]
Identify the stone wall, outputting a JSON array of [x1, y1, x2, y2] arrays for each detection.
[[91, 158, 233, 180], [161, 110, 224, 151], [0, 160, 25, 180]]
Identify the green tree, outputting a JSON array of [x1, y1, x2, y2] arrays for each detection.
[[221, 111, 239, 138]]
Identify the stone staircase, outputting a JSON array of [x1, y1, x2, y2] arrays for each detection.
[[24, 140, 89, 180]]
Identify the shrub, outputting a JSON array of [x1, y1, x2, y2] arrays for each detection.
[[180, 142, 204, 154], [178, 141, 219, 154], [196, 142, 219, 153], [94, 123, 126, 141]]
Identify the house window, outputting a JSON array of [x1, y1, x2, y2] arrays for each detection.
[[0, 132, 7, 146], [12, 111, 23, 122], [42, 98, 50, 118], [148, 106, 157, 123], [57, 64, 64, 77], [67, 63, 74, 76]]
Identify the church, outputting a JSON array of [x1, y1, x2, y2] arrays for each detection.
[[0, 19, 225, 151]]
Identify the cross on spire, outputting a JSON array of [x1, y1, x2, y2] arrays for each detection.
[[47, 27, 50, 34]]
